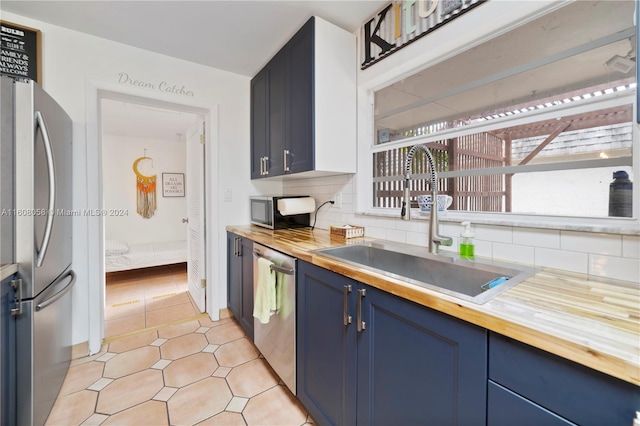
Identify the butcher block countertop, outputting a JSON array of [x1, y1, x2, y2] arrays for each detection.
[[226, 225, 640, 386]]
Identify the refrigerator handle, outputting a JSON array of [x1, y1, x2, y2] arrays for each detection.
[[34, 110, 57, 268], [36, 269, 76, 312]]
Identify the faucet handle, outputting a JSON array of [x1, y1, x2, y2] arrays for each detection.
[[434, 235, 453, 247]]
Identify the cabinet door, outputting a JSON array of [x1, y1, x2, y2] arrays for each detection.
[[226, 232, 242, 319], [267, 50, 287, 177], [286, 17, 314, 174], [239, 236, 254, 340], [250, 68, 269, 179], [488, 381, 575, 426], [297, 261, 357, 426], [489, 332, 640, 425], [226, 233, 254, 340], [357, 285, 487, 426]]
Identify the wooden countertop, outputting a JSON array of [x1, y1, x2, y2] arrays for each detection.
[[1, 263, 18, 281], [226, 225, 640, 386]]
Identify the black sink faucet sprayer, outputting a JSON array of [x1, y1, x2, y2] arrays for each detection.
[[401, 144, 452, 254]]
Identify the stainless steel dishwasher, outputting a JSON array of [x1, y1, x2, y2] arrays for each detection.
[[252, 243, 297, 395]]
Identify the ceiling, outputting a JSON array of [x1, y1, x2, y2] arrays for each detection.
[[1, 1, 386, 140], [1, 0, 386, 77]]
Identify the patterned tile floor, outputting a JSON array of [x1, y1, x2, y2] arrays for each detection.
[[104, 264, 200, 339], [47, 266, 311, 425]]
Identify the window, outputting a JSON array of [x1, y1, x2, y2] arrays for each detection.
[[372, 1, 636, 219]]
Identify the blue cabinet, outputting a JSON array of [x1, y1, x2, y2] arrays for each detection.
[[488, 332, 640, 426], [250, 18, 313, 179], [250, 16, 356, 179], [297, 261, 487, 425], [1, 274, 17, 425], [226, 232, 253, 340]]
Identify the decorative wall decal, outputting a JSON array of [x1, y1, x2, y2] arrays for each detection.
[[133, 154, 157, 218]]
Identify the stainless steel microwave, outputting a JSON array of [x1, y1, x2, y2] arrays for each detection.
[[250, 195, 312, 229]]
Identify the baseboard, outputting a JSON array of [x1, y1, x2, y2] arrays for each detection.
[[71, 341, 90, 360]]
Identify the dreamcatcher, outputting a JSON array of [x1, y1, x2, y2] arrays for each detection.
[[132, 153, 157, 218]]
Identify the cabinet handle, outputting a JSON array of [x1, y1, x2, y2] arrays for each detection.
[[283, 149, 290, 172], [234, 237, 240, 256], [263, 157, 269, 175], [343, 284, 352, 326], [357, 288, 366, 332]]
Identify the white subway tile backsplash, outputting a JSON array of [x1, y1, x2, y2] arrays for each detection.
[[535, 247, 588, 274], [283, 176, 636, 283], [386, 229, 407, 243], [561, 231, 622, 256], [513, 228, 560, 249], [474, 224, 513, 243], [474, 240, 493, 259], [395, 219, 420, 232], [406, 231, 429, 247], [622, 235, 640, 259], [492, 243, 535, 265], [589, 255, 640, 283], [364, 226, 387, 240]]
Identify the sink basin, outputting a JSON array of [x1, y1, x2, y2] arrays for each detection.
[[313, 241, 538, 304]]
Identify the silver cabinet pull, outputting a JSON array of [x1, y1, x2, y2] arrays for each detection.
[[263, 157, 269, 175], [10, 279, 22, 316], [234, 237, 240, 256], [343, 284, 352, 325], [283, 149, 290, 172], [357, 288, 366, 332]]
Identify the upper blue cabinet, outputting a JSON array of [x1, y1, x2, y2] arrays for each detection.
[[250, 17, 357, 180]]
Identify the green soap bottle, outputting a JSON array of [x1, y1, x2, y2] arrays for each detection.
[[459, 221, 475, 259]]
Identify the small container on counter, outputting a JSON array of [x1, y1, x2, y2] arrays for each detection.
[[459, 221, 475, 259]]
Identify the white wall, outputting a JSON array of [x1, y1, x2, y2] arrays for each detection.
[[0, 10, 281, 351], [102, 134, 187, 245]]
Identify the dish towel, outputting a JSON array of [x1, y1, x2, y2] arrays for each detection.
[[274, 268, 292, 319], [253, 257, 276, 324]]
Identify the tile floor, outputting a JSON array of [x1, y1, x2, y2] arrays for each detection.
[[48, 265, 311, 425], [104, 264, 200, 338]]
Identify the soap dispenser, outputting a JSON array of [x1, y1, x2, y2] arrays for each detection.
[[460, 221, 475, 259]]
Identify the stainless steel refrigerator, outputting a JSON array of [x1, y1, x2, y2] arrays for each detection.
[[1, 75, 75, 426]]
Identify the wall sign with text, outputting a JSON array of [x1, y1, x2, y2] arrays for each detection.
[[0, 20, 41, 83], [162, 173, 185, 197], [360, 0, 485, 70]]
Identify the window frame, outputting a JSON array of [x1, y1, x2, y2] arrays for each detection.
[[355, 0, 640, 235]]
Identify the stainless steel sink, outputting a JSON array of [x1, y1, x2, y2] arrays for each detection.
[[313, 241, 538, 304]]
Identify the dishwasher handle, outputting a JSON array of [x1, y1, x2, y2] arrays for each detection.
[[253, 249, 295, 275]]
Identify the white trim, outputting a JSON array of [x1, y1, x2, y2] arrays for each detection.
[[372, 91, 635, 153], [85, 80, 220, 355]]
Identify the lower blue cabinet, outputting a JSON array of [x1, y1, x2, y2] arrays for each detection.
[[489, 332, 640, 426], [488, 381, 575, 426], [297, 261, 487, 425]]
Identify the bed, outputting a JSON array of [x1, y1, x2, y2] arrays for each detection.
[[105, 240, 187, 273]]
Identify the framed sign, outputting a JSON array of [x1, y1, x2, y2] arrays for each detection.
[[0, 20, 42, 83], [162, 173, 185, 197]]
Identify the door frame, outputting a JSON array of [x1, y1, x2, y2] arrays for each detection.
[[85, 80, 219, 354]]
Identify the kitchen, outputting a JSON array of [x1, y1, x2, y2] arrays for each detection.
[[1, 0, 639, 425]]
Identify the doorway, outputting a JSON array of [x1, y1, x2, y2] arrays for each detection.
[[99, 95, 207, 338]]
